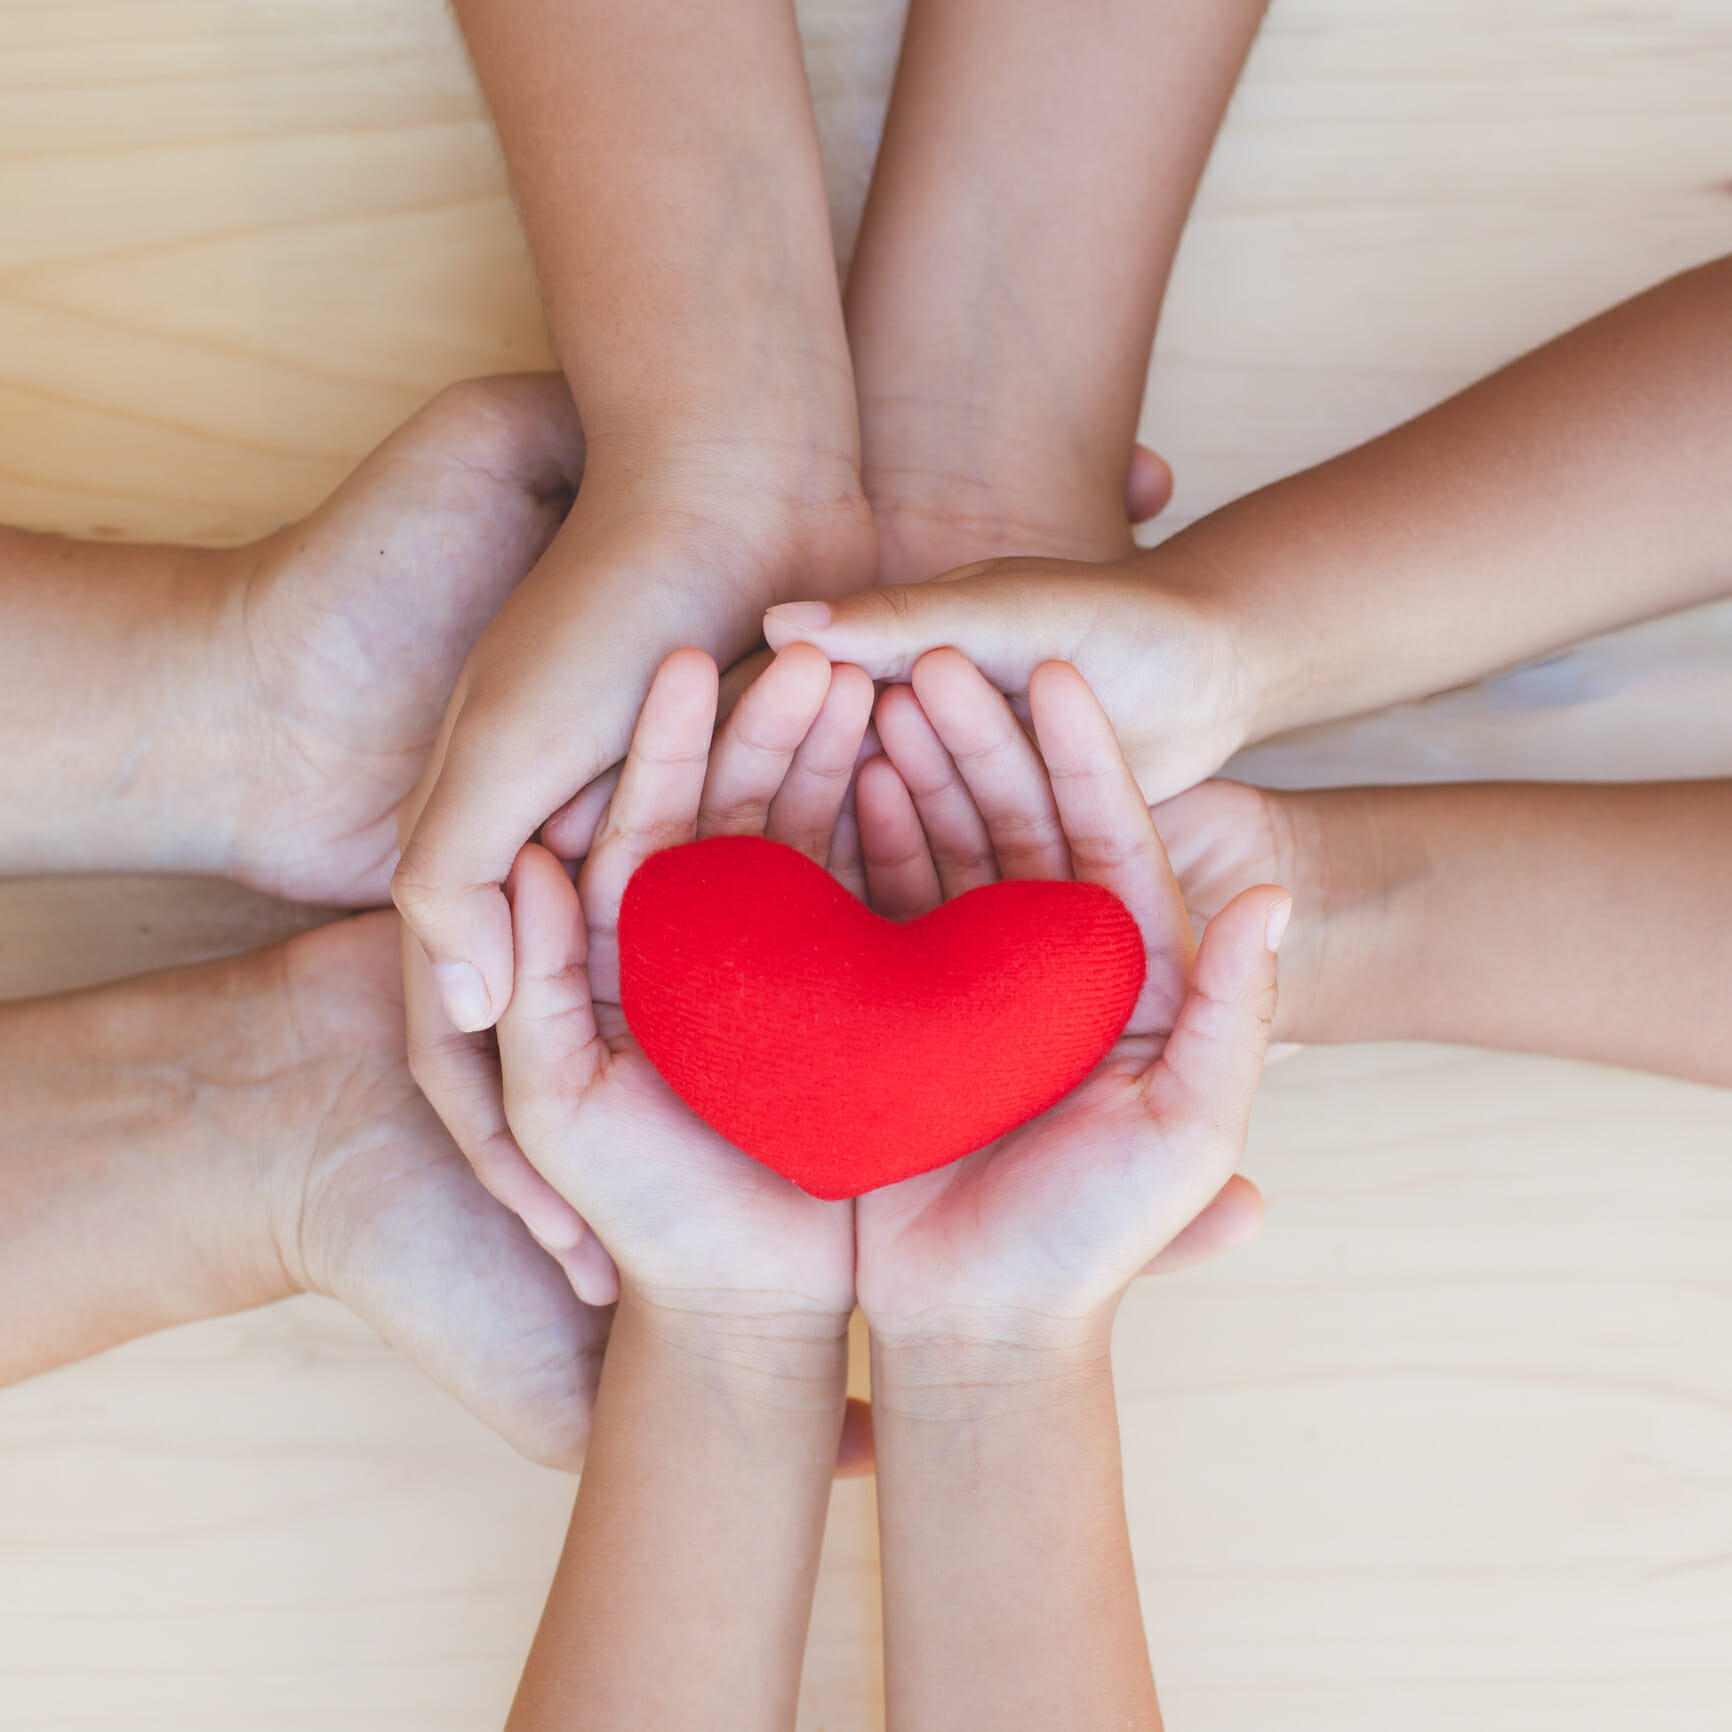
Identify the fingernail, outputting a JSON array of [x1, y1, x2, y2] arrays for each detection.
[[765, 601, 832, 633], [1264, 898, 1293, 954], [433, 960, 493, 1032]]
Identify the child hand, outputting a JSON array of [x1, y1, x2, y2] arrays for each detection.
[[494, 645, 874, 1328], [851, 650, 1289, 1346], [764, 553, 1260, 809]]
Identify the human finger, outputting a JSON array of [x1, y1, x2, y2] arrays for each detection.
[[762, 563, 1100, 687], [857, 755, 943, 918], [699, 643, 834, 838], [1027, 660, 1195, 1028], [1136, 1174, 1264, 1276], [1139, 886, 1288, 1206], [908, 648, 1070, 881], [579, 650, 719, 997], [872, 683, 997, 898], [402, 924, 588, 1251], [767, 662, 875, 863], [496, 842, 619, 1308], [542, 764, 622, 861], [1125, 443, 1174, 526]]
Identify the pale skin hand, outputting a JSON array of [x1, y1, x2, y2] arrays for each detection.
[[496, 646, 872, 1729], [397, 0, 876, 1049], [772, 256, 1732, 804], [0, 371, 621, 1280], [0, 374, 583, 898], [843, 652, 1287, 1732], [1153, 776, 1732, 1088], [847, 0, 1265, 586], [0, 911, 604, 1470]]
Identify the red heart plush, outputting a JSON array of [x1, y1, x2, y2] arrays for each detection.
[[618, 835, 1146, 1199]]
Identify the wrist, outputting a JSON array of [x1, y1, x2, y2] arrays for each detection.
[[0, 949, 300, 1385], [868, 1324, 1115, 1426], [1261, 785, 1423, 1045], [856, 391, 1136, 583], [614, 1288, 852, 1418], [162, 941, 316, 1316], [567, 431, 877, 608], [0, 530, 254, 878], [1127, 534, 1285, 759]]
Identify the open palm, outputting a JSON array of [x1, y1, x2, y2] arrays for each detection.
[[496, 646, 876, 1322], [852, 652, 1288, 1335]]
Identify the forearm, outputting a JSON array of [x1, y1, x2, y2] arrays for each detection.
[[0, 529, 249, 876], [452, 0, 857, 484], [1280, 779, 1732, 1085], [872, 1331, 1159, 1732], [849, 0, 1265, 572], [0, 953, 295, 1385], [508, 1296, 847, 1731], [1173, 258, 1732, 741]]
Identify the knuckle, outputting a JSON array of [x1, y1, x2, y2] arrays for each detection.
[[420, 377, 525, 456], [875, 584, 921, 631], [389, 856, 446, 925], [518, 1410, 592, 1474]]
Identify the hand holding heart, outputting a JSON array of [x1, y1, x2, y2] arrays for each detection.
[[496, 643, 873, 1321], [849, 652, 1289, 1343], [497, 642, 1286, 1350]]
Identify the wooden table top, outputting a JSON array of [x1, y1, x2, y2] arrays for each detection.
[[2, 2, 1730, 1727]]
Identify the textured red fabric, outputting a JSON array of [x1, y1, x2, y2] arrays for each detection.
[[618, 835, 1146, 1199]]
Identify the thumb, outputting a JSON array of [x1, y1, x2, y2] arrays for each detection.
[[1125, 443, 1174, 526], [496, 843, 621, 1310], [1138, 1173, 1265, 1277], [496, 843, 605, 1126], [1142, 885, 1290, 1171], [763, 562, 1101, 688], [393, 684, 591, 1033], [392, 809, 519, 1034]]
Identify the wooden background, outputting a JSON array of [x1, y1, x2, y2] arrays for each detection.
[[3, 1, 1732, 1727]]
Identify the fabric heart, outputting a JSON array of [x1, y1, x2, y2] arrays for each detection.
[[618, 835, 1146, 1199]]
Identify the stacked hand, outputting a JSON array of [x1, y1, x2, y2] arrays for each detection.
[[495, 642, 1287, 1433], [390, 433, 879, 1258], [4, 368, 1287, 1476], [765, 551, 1263, 810], [264, 913, 609, 1468], [220, 375, 588, 905]]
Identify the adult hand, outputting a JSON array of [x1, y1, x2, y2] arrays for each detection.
[[221, 375, 586, 905], [0, 908, 606, 1469], [270, 912, 608, 1468]]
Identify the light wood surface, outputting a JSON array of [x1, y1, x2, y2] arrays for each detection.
[[3, 1, 1731, 1727]]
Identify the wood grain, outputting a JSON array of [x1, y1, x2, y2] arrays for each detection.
[[2, 1, 1730, 1727]]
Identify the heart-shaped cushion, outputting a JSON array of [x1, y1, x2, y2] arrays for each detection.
[[618, 835, 1146, 1199]]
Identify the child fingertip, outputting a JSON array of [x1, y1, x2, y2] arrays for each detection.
[[1264, 896, 1293, 955]]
